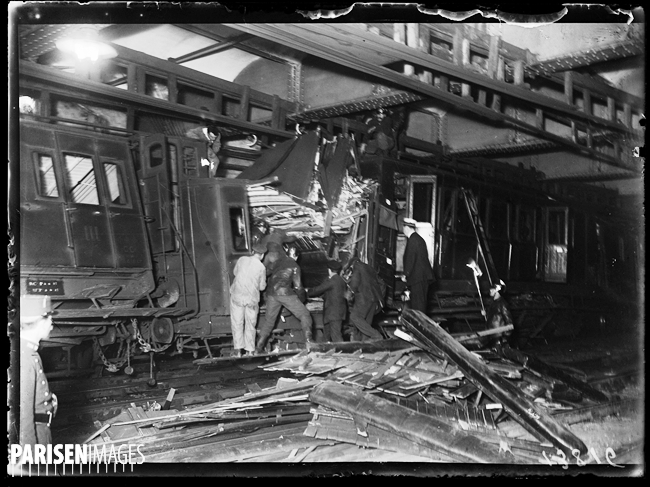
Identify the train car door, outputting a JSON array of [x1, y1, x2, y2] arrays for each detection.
[[96, 138, 150, 268], [168, 136, 209, 182], [56, 132, 114, 268], [139, 134, 174, 254], [401, 175, 437, 268], [19, 123, 74, 268], [543, 207, 569, 282]]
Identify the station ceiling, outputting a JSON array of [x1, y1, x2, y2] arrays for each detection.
[[13, 5, 645, 196]]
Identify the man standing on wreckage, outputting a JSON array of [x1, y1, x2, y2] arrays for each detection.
[[401, 217, 434, 315], [344, 256, 385, 341], [256, 243, 314, 353]]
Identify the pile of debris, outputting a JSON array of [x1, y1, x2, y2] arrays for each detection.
[[84, 310, 640, 465], [248, 174, 377, 238]]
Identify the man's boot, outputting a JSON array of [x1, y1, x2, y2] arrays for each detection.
[[255, 334, 269, 355]]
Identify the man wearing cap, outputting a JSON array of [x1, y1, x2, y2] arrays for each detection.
[[229, 243, 268, 357], [402, 218, 434, 315], [17, 295, 57, 460], [306, 260, 347, 342], [256, 243, 314, 353], [485, 280, 514, 348]]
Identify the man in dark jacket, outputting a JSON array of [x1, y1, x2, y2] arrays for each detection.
[[346, 257, 384, 341], [484, 279, 514, 349], [306, 260, 347, 342], [13, 295, 57, 468], [402, 218, 434, 314], [255, 244, 313, 353]]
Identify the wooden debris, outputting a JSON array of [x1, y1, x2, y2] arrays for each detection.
[[500, 345, 609, 403], [81, 326, 635, 464], [309, 380, 511, 463], [400, 309, 588, 455]]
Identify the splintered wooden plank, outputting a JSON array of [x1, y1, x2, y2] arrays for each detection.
[[450, 382, 479, 399], [400, 309, 588, 455], [400, 370, 465, 391], [374, 371, 416, 395], [310, 381, 508, 463], [501, 346, 609, 403], [305, 414, 455, 462]]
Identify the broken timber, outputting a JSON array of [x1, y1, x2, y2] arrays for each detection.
[[399, 309, 588, 455], [500, 345, 609, 403], [310, 380, 510, 463]]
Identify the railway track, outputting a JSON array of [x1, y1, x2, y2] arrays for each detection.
[[49, 353, 297, 443]]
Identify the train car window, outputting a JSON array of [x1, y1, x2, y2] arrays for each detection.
[[488, 199, 509, 239], [145, 75, 169, 100], [149, 144, 164, 168], [182, 146, 198, 176], [103, 162, 128, 205], [456, 192, 474, 235], [438, 187, 455, 233], [547, 209, 567, 245], [410, 181, 435, 224], [63, 154, 99, 205], [229, 207, 249, 251], [33, 153, 59, 198], [517, 206, 536, 242]]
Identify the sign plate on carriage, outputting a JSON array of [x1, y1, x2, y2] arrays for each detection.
[[26, 279, 64, 295]]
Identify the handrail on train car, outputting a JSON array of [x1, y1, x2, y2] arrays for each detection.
[[160, 204, 201, 321]]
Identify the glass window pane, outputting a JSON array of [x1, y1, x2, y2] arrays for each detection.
[[103, 162, 127, 205], [34, 154, 58, 197], [150, 144, 164, 168], [488, 200, 509, 239], [411, 182, 434, 223], [518, 206, 535, 242], [64, 154, 99, 205], [548, 209, 567, 245], [183, 146, 197, 176], [229, 207, 249, 251]]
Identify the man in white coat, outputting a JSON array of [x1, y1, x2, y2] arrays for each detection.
[[229, 243, 268, 357]]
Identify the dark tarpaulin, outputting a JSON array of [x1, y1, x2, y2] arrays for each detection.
[[318, 136, 353, 209], [236, 132, 319, 201]]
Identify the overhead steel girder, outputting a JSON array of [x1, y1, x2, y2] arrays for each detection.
[[232, 24, 641, 135], [528, 39, 645, 76], [227, 24, 641, 173], [19, 61, 295, 140], [168, 33, 254, 64]]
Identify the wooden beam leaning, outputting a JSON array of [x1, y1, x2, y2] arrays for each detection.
[[399, 309, 588, 455], [309, 380, 509, 463]]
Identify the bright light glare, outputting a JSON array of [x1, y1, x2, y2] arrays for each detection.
[[56, 38, 117, 62]]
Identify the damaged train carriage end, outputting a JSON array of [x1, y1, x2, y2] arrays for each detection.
[[19, 119, 256, 372]]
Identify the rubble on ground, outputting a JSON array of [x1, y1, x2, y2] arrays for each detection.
[[86, 310, 642, 465]]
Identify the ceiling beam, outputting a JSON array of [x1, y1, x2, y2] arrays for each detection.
[[173, 24, 293, 66], [272, 24, 640, 135], [544, 172, 641, 183], [227, 23, 641, 174], [19, 61, 295, 140], [168, 33, 253, 64], [528, 39, 645, 76]]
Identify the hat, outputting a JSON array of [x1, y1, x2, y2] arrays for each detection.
[[252, 242, 268, 254], [403, 217, 417, 228], [326, 260, 342, 271], [20, 295, 55, 321], [491, 279, 506, 291]]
